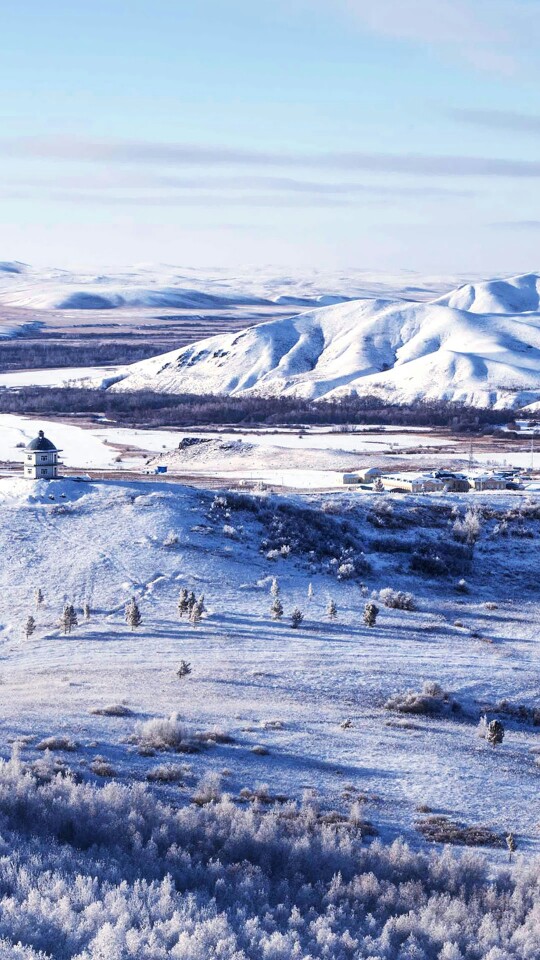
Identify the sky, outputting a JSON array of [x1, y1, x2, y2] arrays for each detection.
[[1, 0, 540, 275]]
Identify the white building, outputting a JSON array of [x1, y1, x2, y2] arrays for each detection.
[[23, 430, 62, 480], [380, 473, 445, 493]]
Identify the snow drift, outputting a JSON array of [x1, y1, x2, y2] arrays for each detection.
[[107, 272, 540, 409]]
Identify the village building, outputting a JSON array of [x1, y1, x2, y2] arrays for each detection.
[[434, 471, 471, 492], [380, 473, 445, 493], [342, 467, 383, 485], [469, 474, 507, 491], [23, 430, 62, 480]]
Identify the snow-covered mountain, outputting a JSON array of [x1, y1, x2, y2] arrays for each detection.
[[104, 272, 540, 409]]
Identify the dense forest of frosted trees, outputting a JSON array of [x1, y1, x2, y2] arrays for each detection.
[[0, 750, 538, 959]]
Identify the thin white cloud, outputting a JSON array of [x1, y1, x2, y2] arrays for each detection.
[[2, 136, 540, 177], [329, 0, 539, 74]]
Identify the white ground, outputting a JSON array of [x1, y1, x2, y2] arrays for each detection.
[[1, 475, 540, 862]]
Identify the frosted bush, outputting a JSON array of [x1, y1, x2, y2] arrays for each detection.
[[36, 736, 78, 752], [135, 714, 191, 751], [379, 587, 417, 610], [90, 704, 133, 717]]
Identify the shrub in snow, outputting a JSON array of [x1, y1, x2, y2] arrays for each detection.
[[163, 530, 179, 547], [486, 719, 505, 746], [90, 704, 133, 717], [385, 683, 461, 717], [337, 561, 355, 580], [90, 757, 117, 778], [135, 715, 191, 752], [222, 524, 238, 539], [177, 660, 192, 678], [192, 773, 223, 806], [326, 599, 337, 620], [455, 578, 470, 593], [363, 601, 379, 627], [147, 763, 187, 783], [251, 745, 269, 756], [453, 507, 482, 545], [36, 736, 78, 752], [266, 548, 280, 560], [378, 587, 417, 610], [417, 815, 505, 848]]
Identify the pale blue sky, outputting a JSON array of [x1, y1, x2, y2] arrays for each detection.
[[2, 0, 540, 273]]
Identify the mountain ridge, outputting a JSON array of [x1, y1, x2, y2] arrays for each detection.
[[101, 272, 540, 409]]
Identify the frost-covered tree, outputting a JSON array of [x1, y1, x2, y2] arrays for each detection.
[[24, 615, 36, 639], [177, 588, 189, 618], [187, 591, 196, 613], [177, 660, 192, 678], [35, 588, 44, 608], [83, 601, 90, 622], [307, 582, 314, 602], [189, 602, 202, 627], [197, 594, 206, 614], [326, 599, 337, 620], [486, 718, 504, 746], [125, 598, 142, 631], [453, 507, 482, 545], [506, 832, 516, 861], [291, 607, 304, 629], [271, 597, 283, 621], [270, 577, 280, 598], [60, 604, 78, 635], [373, 476, 384, 492], [363, 601, 379, 627]]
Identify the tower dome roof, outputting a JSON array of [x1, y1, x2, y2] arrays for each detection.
[[26, 430, 57, 451]]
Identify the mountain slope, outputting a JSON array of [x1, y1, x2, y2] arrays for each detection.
[[106, 272, 540, 408]]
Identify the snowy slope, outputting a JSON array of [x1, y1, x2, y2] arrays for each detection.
[[107, 272, 540, 408]]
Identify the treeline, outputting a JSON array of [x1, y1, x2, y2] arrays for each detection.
[[0, 340, 161, 371], [0, 384, 515, 429]]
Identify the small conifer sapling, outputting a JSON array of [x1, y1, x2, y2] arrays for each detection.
[[125, 598, 142, 631], [363, 601, 379, 628], [291, 607, 304, 629]]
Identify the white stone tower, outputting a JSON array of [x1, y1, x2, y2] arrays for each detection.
[[23, 430, 62, 479]]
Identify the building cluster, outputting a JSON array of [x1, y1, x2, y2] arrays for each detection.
[[342, 466, 527, 494]]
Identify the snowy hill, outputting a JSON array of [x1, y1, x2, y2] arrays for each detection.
[[106, 272, 540, 409], [0, 263, 465, 313]]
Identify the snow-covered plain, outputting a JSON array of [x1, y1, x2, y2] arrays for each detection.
[[104, 272, 540, 409], [1, 474, 540, 957]]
